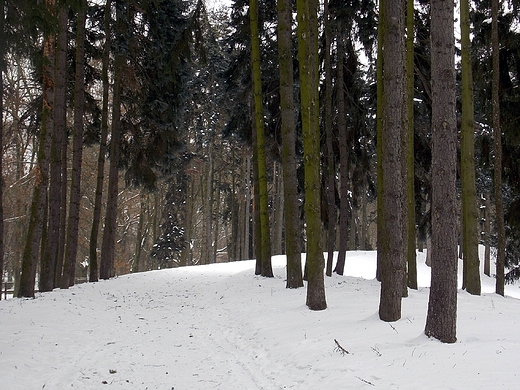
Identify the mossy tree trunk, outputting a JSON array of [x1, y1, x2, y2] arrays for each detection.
[[297, 0, 326, 310], [460, 0, 481, 295], [249, 0, 273, 277]]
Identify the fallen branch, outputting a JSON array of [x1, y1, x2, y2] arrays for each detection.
[[334, 339, 350, 355]]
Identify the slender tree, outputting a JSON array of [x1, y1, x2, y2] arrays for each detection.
[[277, 0, 303, 287], [18, 0, 55, 297], [62, 0, 87, 288], [406, 0, 417, 290], [460, 0, 481, 295], [425, 0, 458, 343], [100, 0, 126, 280], [324, 0, 335, 277], [378, 0, 406, 322], [492, 0, 504, 296], [297, 0, 326, 310], [334, 23, 349, 276], [0, 0, 5, 298], [249, 0, 273, 277], [89, 0, 112, 283], [375, 0, 385, 282]]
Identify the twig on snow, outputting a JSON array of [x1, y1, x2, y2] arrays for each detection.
[[334, 339, 350, 355]]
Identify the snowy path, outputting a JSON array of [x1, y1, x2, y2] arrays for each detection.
[[3, 252, 520, 389]]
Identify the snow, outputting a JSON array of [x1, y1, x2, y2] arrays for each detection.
[[2, 249, 520, 389]]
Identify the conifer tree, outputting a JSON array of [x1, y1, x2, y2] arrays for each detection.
[[297, 0, 326, 310], [460, 0, 481, 295], [425, 0, 458, 343]]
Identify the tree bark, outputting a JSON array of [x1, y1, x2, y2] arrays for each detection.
[[484, 192, 491, 276], [100, 0, 125, 280], [406, 0, 417, 290], [40, 4, 68, 292], [297, 0, 326, 310], [334, 26, 349, 276], [249, 0, 273, 277], [89, 0, 112, 283], [324, 0, 335, 277], [460, 0, 481, 295], [492, 0, 505, 297], [425, 0, 458, 343], [62, 0, 87, 288], [18, 0, 55, 297], [0, 0, 5, 299], [378, 0, 406, 322], [277, 0, 303, 287]]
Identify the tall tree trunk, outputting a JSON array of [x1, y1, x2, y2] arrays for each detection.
[[277, 0, 303, 287], [297, 0, 326, 310], [425, 0, 458, 343], [62, 0, 87, 288], [492, 0, 505, 296], [244, 153, 251, 260], [378, 0, 405, 322], [204, 139, 214, 264], [334, 27, 349, 276], [89, 0, 112, 283], [272, 164, 284, 255], [375, 0, 385, 282], [100, 0, 125, 280], [18, 0, 55, 297], [406, 0, 417, 290], [249, 0, 273, 277], [460, 0, 481, 295], [324, 0, 335, 277], [0, 0, 5, 299], [41, 5, 68, 292]]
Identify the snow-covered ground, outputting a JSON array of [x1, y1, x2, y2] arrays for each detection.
[[2, 249, 520, 389]]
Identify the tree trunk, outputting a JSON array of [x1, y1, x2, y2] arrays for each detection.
[[378, 0, 405, 322], [406, 0, 417, 290], [277, 0, 303, 287], [425, 0, 458, 343], [334, 27, 349, 276], [484, 192, 491, 276], [132, 194, 145, 273], [375, 0, 385, 283], [40, 5, 68, 293], [324, 0, 335, 277], [18, 0, 55, 297], [62, 0, 87, 288], [492, 0, 505, 297], [297, 0, 326, 310], [89, 0, 112, 283], [0, 0, 5, 299], [460, 0, 481, 295], [272, 164, 284, 256], [100, 0, 125, 280], [244, 153, 251, 260], [249, 0, 273, 277]]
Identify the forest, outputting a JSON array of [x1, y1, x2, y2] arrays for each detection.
[[0, 0, 519, 343]]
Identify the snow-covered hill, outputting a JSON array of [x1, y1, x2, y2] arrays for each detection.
[[1, 250, 520, 389]]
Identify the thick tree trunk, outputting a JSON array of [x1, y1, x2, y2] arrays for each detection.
[[18, 0, 55, 297], [249, 0, 273, 277], [40, 5, 68, 293], [277, 0, 303, 288], [492, 0, 505, 297], [62, 1, 87, 288], [425, 0, 458, 343], [460, 0, 481, 295], [378, 0, 405, 322], [89, 0, 112, 283], [297, 0, 326, 310]]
